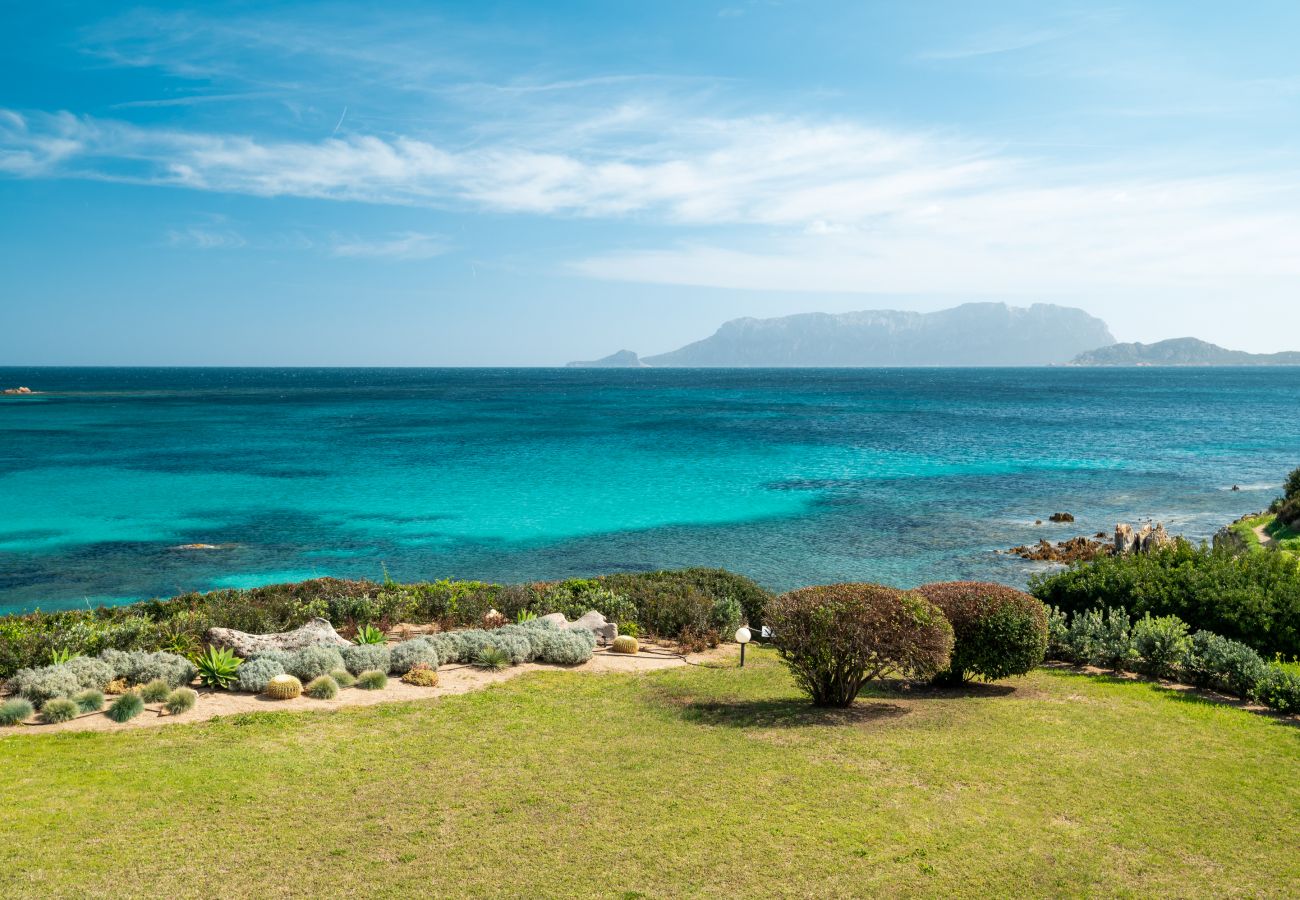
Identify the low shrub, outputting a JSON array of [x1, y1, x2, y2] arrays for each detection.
[[0, 698, 34, 726], [1183, 631, 1268, 698], [619, 622, 640, 639], [766, 584, 954, 707], [400, 664, 439, 687], [328, 668, 356, 688], [263, 674, 303, 700], [710, 597, 743, 638], [389, 639, 439, 675], [235, 656, 285, 693], [127, 651, 197, 688], [39, 697, 80, 724], [195, 646, 242, 690], [356, 669, 388, 690], [342, 644, 391, 677], [139, 679, 172, 703], [457, 630, 530, 666], [472, 646, 511, 671], [106, 692, 145, 723], [1046, 606, 1070, 659], [8, 665, 81, 709], [424, 632, 466, 665], [164, 688, 198, 715], [62, 656, 114, 691], [1131, 614, 1192, 679], [538, 582, 637, 628], [635, 586, 715, 641], [72, 689, 104, 713], [304, 675, 339, 699], [286, 645, 346, 683], [1257, 664, 1300, 713], [1278, 496, 1300, 530], [534, 629, 596, 665], [610, 635, 639, 654], [914, 582, 1048, 683], [597, 568, 773, 630], [1065, 608, 1138, 670]]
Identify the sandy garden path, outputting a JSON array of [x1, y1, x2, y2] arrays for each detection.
[[2, 643, 730, 737]]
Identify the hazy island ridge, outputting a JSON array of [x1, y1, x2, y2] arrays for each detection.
[[568, 302, 1299, 368]]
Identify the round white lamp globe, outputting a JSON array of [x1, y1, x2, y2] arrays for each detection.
[[734, 626, 752, 644]]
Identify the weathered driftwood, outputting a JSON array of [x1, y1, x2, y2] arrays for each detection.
[[206, 617, 351, 656], [536, 611, 617, 644]]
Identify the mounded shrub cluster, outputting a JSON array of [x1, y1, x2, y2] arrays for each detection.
[[914, 582, 1048, 684]]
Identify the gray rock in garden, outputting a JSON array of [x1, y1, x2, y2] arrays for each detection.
[[206, 617, 352, 656], [536, 611, 618, 644]]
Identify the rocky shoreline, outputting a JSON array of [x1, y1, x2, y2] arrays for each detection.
[[1004, 521, 1173, 563]]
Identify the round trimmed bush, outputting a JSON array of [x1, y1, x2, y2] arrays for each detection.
[[342, 644, 391, 677], [164, 688, 198, 715], [235, 656, 285, 693], [610, 635, 639, 654], [286, 645, 346, 683], [914, 581, 1049, 683], [356, 669, 388, 690], [305, 675, 340, 699], [72, 689, 105, 713], [107, 692, 145, 723], [263, 674, 303, 700], [0, 698, 34, 726], [390, 639, 440, 675], [40, 697, 80, 724], [765, 583, 954, 707], [328, 668, 356, 688], [139, 678, 172, 703]]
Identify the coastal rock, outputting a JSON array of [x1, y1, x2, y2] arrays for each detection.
[[1006, 536, 1111, 563], [174, 543, 221, 551], [2, 386, 34, 394], [206, 617, 351, 656], [536, 611, 618, 644], [1048, 512, 1075, 523], [1114, 522, 1173, 555]]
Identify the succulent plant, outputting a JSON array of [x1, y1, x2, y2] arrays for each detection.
[[39, 698, 80, 724], [610, 635, 640, 655], [164, 688, 198, 715], [353, 624, 387, 645], [263, 674, 303, 700], [106, 692, 145, 723], [287, 645, 346, 683], [235, 656, 285, 693], [355, 670, 388, 690], [400, 664, 439, 687], [72, 689, 105, 713], [0, 698, 34, 726], [195, 646, 242, 690], [304, 675, 339, 700], [390, 639, 439, 675], [139, 679, 172, 703], [328, 668, 356, 688]]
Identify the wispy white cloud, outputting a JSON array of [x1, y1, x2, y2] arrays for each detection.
[[331, 231, 449, 260], [165, 225, 247, 250], [918, 26, 1064, 61]]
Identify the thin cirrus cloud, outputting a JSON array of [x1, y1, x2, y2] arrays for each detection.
[[3, 106, 1300, 298]]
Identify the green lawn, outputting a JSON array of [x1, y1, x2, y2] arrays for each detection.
[[1230, 512, 1300, 555], [2, 648, 1297, 899]]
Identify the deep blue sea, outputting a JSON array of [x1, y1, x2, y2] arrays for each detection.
[[2, 367, 1298, 614]]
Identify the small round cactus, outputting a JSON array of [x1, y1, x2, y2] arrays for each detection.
[[263, 674, 303, 700], [400, 665, 439, 687], [610, 635, 640, 655], [39, 697, 80, 724], [304, 675, 339, 700], [356, 670, 388, 690]]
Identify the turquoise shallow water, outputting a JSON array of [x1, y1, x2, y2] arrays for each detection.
[[2, 367, 1298, 613]]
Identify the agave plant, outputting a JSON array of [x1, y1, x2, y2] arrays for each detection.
[[49, 648, 78, 665], [515, 609, 538, 624], [194, 646, 242, 690], [473, 645, 511, 671], [353, 624, 387, 645]]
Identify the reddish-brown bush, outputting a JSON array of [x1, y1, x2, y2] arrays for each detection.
[[914, 581, 1048, 683]]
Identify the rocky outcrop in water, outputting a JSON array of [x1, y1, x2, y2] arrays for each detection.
[[1007, 522, 1174, 562], [1114, 522, 1172, 554]]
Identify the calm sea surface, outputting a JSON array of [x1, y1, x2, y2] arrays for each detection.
[[2, 367, 1298, 614]]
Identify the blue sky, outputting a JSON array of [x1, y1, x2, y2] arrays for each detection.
[[2, 1, 1299, 364]]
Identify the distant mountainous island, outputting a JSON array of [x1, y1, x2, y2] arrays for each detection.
[[1069, 337, 1300, 367], [568, 302, 1116, 367]]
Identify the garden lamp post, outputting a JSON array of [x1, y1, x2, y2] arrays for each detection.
[[735, 626, 751, 667]]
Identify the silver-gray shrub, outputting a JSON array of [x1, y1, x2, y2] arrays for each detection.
[[1065, 608, 1138, 670], [457, 629, 530, 665], [535, 629, 596, 665], [61, 656, 115, 691], [389, 639, 439, 674], [247, 649, 293, 667], [8, 665, 81, 709], [1131, 614, 1191, 679], [286, 645, 346, 683], [341, 643, 391, 677], [235, 656, 285, 693], [97, 648, 135, 680], [424, 632, 466, 665], [491, 625, 549, 661], [1182, 631, 1268, 699], [128, 651, 197, 688]]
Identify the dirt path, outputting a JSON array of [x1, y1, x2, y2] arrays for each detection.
[[1254, 523, 1274, 547], [2, 644, 730, 737]]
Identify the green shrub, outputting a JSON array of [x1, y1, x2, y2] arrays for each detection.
[[195, 646, 242, 690], [0, 698, 34, 726], [72, 689, 104, 713], [62, 656, 114, 691], [39, 697, 80, 724], [636, 586, 716, 641], [1284, 466, 1300, 501], [164, 688, 198, 715], [1131, 614, 1192, 679], [914, 582, 1048, 683], [515, 609, 538, 624], [389, 639, 439, 674], [1183, 631, 1268, 698], [235, 656, 285, 693], [342, 644, 391, 677], [539, 583, 637, 627], [304, 675, 340, 699], [1065, 608, 1138, 670], [710, 597, 743, 638], [766, 584, 954, 707], [356, 669, 388, 690], [472, 646, 512, 671], [598, 568, 773, 631], [286, 645, 346, 683], [1257, 664, 1300, 713], [353, 624, 386, 645], [106, 692, 145, 723], [619, 622, 640, 639], [263, 674, 303, 700], [1278, 497, 1300, 530], [8, 665, 81, 709], [1046, 606, 1070, 659], [138, 679, 172, 703], [328, 668, 356, 687], [1031, 541, 1300, 657]]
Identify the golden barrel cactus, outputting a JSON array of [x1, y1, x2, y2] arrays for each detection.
[[263, 674, 303, 700], [610, 635, 639, 655]]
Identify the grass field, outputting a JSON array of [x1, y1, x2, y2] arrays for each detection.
[[2, 647, 1297, 899]]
